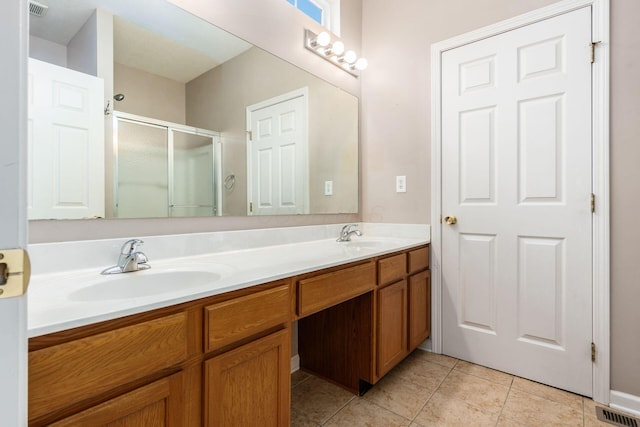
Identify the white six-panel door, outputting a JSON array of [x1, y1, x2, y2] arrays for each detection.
[[441, 7, 593, 395], [247, 89, 308, 215], [28, 58, 104, 220]]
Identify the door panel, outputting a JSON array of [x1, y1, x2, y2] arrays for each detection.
[[458, 233, 496, 333], [248, 91, 308, 215], [28, 58, 104, 220], [441, 7, 592, 395]]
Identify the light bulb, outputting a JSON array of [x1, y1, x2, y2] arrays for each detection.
[[315, 31, 331, 47], [354, 57, 368, 71], [330, 41, 345, 56], [343, 50, 357, 64]]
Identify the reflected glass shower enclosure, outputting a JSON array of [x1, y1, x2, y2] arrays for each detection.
[[113, 112, 221, 218]]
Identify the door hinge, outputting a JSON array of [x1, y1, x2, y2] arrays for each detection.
[[249, 202, 253, 213], [246, 130, 253, 141], [591, 342, 596, 362], [590, 193, 596, 213], [0, 249, 31, 299], [439, 215, 443, 224], [590, 41, 601, 64]]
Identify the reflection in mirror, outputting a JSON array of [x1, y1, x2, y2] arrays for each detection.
[[27, 0, 358, 220]]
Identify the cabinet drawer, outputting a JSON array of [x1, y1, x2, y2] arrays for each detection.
[[204, 284, 290, 352], [408, 246, 429, 274], [378, 253, 406, 285], [298, 262, 375, 317], [29, 312, 188, 421]]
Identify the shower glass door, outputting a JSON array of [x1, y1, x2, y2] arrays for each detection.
[[115, 119, 168, 218], [170, 130, 216, 217], [113, 112, 219, 219]]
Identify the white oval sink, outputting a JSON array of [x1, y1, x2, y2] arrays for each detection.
[[69, 270, 223, 301]]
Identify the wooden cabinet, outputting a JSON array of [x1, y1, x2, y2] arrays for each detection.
[[377, 279, 408, 377], [409, 270, 431, 350], [204, 329, 290, 427], [375, 245, 430, 380], [203, 282, 291, 426], [49, 373, 183, 427], [297, 262, 375, 317], [204, 284, 290, 352], [29, 312, 189, 424], [28, 243, 428, 425], [29, 281, 290, 427]]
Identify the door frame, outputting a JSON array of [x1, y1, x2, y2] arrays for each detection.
[[0, 0, 29, 424], [246, 87, 309, 215], [430, 0, 610, 403]]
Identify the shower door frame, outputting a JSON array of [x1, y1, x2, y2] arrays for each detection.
[[112, 111, 221, 218]]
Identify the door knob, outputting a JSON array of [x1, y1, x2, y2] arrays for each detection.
[[444, 215, 457, 225]]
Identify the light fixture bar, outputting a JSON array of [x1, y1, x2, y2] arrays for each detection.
[[304, 29, 367, 77]]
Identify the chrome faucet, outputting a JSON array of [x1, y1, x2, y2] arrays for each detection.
[[101, 239, 150, 275], [336, 224, 362, 242]]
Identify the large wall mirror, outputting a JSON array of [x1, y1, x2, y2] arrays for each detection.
[[28, 0, 358, 220]]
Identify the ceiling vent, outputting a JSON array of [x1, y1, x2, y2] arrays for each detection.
[[29, 1, 48, 17]]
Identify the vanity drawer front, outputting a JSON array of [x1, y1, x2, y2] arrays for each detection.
[[408, 246, 429, 274], [29, 312, 188, 421], [378, 253, 407, 285], [297, 262, 375, 317], [204, 284, 290, 353]]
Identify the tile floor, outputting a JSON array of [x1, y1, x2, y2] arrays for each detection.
[[291, 349, 611, 426]]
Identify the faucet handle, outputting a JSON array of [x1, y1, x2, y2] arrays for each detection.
[[341, 224, 357, 233], [120, 239, 144, 255]]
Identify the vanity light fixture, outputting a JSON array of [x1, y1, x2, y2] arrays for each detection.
[[304, 29, 367, 77]]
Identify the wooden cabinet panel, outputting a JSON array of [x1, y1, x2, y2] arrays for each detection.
[[377, 280, 408, 378], [378, 253, 406, 285], [29, 313, 188, 421], [204, 284, 290, 352], [408, 270, 431, 350], [408, 246, 429, 274], [204, 329, 290, 427], [298, 262, 375, 317], [50, 372, 183, 427]]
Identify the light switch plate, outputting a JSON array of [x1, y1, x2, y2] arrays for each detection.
[[324, 180, 333, 196], [396, 176, 407, 193]]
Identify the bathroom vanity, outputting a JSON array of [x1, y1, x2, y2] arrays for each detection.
[[26, 224, 430, 426]]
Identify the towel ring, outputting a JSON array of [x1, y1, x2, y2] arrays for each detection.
[[224, 174, 236, 190]]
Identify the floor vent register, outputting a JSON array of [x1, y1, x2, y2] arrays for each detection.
[[597, 407, 639, 427]]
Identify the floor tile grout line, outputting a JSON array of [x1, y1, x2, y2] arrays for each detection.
[[319, 394, 356, 426], [407, 363, 456, 425], [494, 376, 515, 426]]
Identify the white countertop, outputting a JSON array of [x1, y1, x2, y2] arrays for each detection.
[[28, 223, 430, 338]]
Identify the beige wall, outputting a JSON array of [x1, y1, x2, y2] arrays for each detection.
[[361, 0, 640, 398], [610, 0, 640, 399], [186, 47, 358, 216], [113, 62, 186, 124]]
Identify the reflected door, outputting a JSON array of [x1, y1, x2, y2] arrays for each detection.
[[247, 89, 308, 215], [28, 58, 104, 219], [441, 7, 593, 395]]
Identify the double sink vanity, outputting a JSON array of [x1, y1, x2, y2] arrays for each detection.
[[27, 223, 430, 426]]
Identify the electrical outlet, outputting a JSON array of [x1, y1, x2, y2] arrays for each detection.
[[396, 176, 407, 193], [324, 180, 333, 196]]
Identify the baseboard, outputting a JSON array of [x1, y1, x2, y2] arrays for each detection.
[[417, 338, 432, 352], [610, 390, 640, 417], [290, 354, 300, 373]]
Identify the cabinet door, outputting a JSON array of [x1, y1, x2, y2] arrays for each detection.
[[408, 270, 431, 350], [204, 329, 290, 427], [377, 280, 408, 378], [50, 373, 183, 427]]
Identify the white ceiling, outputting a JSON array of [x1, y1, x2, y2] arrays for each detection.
[[29, 0, 253, 83]]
